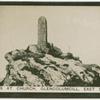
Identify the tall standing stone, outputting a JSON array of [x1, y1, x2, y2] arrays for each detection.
[[38, 16, 48, 49]]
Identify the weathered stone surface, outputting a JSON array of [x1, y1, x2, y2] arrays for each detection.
[[2, 48, 100, 86], [38, 16, 47, 49], [27, 44, 39, 53], [5, 49, 27, 63]]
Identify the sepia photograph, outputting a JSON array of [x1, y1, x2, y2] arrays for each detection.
[[0, 2, 100, 98]]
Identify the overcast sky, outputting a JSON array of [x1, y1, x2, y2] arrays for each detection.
[[0, 6, 100, 80]]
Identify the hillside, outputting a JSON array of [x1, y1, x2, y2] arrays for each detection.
[[1, 43, 100, 86]]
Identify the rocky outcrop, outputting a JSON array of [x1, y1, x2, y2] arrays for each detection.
[[1, 43, 100, 86]]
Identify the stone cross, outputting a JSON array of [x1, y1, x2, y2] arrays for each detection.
[[38, 16, 48, 49]]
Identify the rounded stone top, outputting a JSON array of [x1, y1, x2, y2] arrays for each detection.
[[38, 16, 47, 22]]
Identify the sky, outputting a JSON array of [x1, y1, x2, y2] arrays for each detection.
[[0, 6, 100, 80]]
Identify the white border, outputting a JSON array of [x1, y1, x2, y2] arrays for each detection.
[[0, 86, 100, 93]]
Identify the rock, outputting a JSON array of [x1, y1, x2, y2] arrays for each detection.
[[27, 44, 40, 53], [47, 43, 62, 57], [5, 52, 13, 63], [38, 16, 48, 49], [5, 49, 27, 63], [2, 43, 100, 86]]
